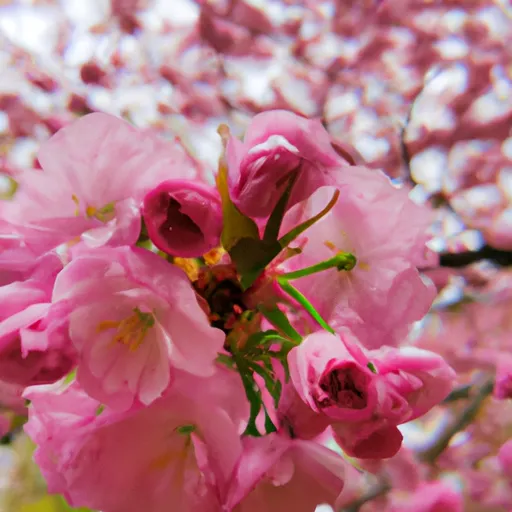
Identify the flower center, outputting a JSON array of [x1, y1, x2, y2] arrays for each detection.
[[194, 265, 248, 334], [72, 195, 116, 223], [319, 365, 369, 410], [96, 307, 155, 351]]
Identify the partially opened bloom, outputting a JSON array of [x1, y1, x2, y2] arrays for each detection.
[[288, 331, 455, 459], [227, 110, 354, 218], [0, 253, 75, 386], [52, 246, 225, 410], [282, 167, 436, 348], [225, 433, 361, 512], [2, 113, 197, 254], [143, 179, 223, 257], [24, 369, 246, 512]]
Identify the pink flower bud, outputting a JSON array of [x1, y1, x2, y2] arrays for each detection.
[[227, 110, 350, 218], [143, 179, 223, 258]]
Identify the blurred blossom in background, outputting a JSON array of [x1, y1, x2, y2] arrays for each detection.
[[0, 0, 511, 511]]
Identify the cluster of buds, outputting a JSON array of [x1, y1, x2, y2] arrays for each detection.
[[0, 110, 458, 511]]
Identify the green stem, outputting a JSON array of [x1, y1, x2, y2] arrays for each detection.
[[257, 305, 302, 344], [277, 278, 335, 334], [279, 252, 356, 280]]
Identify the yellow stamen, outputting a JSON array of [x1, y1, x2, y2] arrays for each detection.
[[71, 194, 80, 216], [86, 202, 116, 223], [203, 247, 225, 266], [96, 308, 155, 352], [324, 240, 337, 252], [173, 257, 200, 282], [72, 195, 116, 223]]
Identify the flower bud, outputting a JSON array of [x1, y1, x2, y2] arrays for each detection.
[[143, 180, 223, 258], [227, 110, 348, 218]]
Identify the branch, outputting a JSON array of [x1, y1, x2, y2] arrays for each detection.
[[418, 376, 494, 464], [442, 383, 472, 403], [339, 481, 391, 512], [438, 245, 512, 268]]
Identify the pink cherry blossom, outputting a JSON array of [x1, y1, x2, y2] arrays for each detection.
[[143, 179, 223, 257], [225, 433, 362, 512], [372, 345, 457, 421], [227, 110, 353, 218], [0, 252, 75, 386], [281, 167, 437, 348], [494, 354, 512, 400], [24, 369, 246, 512], [2, 113, 198, 255], [51, 246, 225, 410], [276, 381, 330, 440], [288, 331, 455, 459], [391, 481, 463, 512], [0, 220, 39, 286]]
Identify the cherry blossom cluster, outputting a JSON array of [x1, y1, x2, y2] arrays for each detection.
[[0, 109, 462, 511]]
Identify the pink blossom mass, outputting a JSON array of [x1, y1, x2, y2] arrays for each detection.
[[0, 1, 509, 510]]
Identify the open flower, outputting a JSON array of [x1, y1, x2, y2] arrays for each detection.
[[225, 433, 361, 512], [2, 113, 197, 255], [281, 167, 436, 348], [24, 369, 246, 512], [52, 246, 225, 411]]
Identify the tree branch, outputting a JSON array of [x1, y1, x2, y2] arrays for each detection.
[[418, 376, 494, 464], [339, 481, 391, 512], [438, 245, 512, 268]]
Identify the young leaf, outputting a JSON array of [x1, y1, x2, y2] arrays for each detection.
[[279, 190, 339, 249], [262, 403, 278, 434], [263, 171, 299, 243], [229, 237, 282, 290], [244, 330, 288, 352], [216, 152, 259, 252], [257, 305, 302, 344]]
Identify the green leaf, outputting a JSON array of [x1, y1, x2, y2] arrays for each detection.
[[367, 362, 377, 374], [279, 190, 340, 248], [257, 305, 302, 344], [229, 237, 282, 290], [216, 353, 235, 368], [233, 350, 263, 437], [216, 156, 259, 252], [241, 372, 262, 437], [244, 330, 287, 353], [263, 171, 299, 243], [249, 362, 282, 410], [263, 403, 278, 434]]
